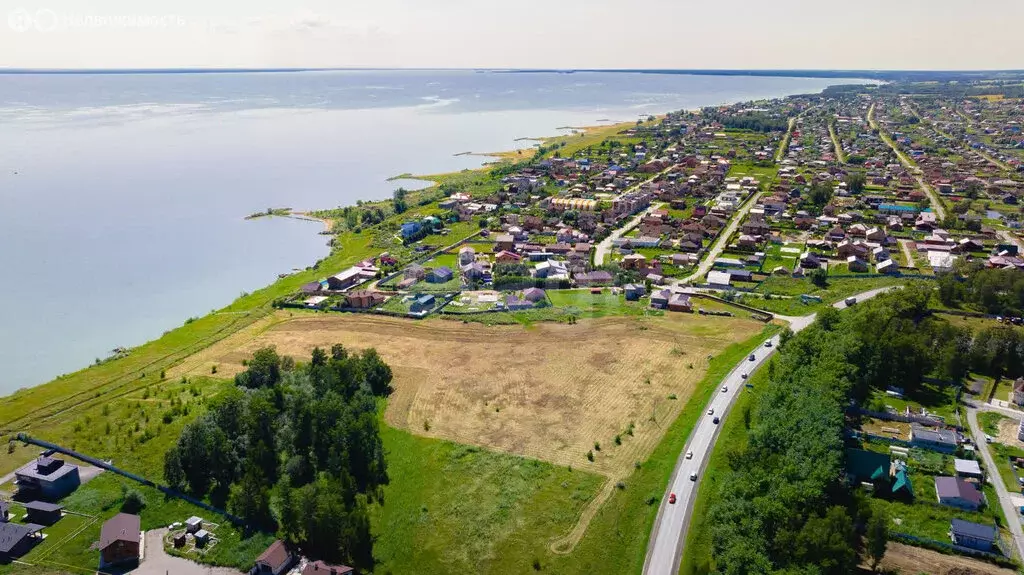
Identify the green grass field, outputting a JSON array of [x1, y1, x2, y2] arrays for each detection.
[[980, 412, 1011, 436]]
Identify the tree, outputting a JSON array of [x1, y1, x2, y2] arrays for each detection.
[[393, 188, 409, 214], [810, 267, 828, 288], [846, 172, 866, 194], [236, 346, 282, 388], [808, 182, 834, 207], [866, 507, 889, 571], [121, 487, 146, 514]]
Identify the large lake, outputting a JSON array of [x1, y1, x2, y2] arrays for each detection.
[[0, 70, 842, 393]]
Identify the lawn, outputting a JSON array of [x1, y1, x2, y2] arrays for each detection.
[[370, 424, 606, 575], [990, 443, 1024, 494], [866, 382, 959, 420], [747, 275, 909, 315], [981, 412, 1011, 437], [546, 289, 651, 319]]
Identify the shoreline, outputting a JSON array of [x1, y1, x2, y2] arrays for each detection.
[[7, 81, 837, 397]]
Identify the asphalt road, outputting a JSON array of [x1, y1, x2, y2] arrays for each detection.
[[641, 287, 895, 575], [965, 406, 1024, 560]]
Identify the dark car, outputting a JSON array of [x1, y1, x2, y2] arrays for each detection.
[[712, 416, 720, 424]]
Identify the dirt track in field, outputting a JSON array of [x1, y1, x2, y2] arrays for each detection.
[[180, 311, 761, 479], [873, 541, 1016, 575]]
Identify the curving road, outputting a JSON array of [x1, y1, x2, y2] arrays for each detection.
[[641, 287, 896, 575]]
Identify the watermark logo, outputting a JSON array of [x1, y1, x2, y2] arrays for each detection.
[[8, 8, 187, 32]]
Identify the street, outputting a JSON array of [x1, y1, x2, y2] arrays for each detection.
[[641, 287, 895, 575], [965, 407, 1024, 560]]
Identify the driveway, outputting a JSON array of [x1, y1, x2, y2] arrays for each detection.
[[120, 529, 242, 575]]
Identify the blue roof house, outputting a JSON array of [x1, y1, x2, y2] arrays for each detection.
[[401, 221, 422, 239], [410, 294, 436, 313]]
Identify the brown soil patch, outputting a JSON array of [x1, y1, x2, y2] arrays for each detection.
[[875, 541, 1016, 575], [996, 417, 1024, 449], [185, 311, 761, 479]]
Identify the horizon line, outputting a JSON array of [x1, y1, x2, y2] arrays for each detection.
[[1, 66, 1023, 75]]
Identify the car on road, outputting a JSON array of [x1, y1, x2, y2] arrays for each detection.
[[764, 340, 772, 348], [748, 354, 756, 361], [669, 493, 677, 504], [685, 450, 693, 459], [707, 408, 715, 416], [986, 434, 994, 443], [721, 385, 728, 392], [845, 297, 857, 306], [741, 373, 747, 380], [712, 416, 720, 424], [689, 472, 697, 481]]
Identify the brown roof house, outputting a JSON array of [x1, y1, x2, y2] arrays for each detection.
[[252, 540, 297, 575], [97, 513, 141, 567]]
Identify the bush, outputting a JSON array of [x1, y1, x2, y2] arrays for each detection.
[[121, 488, 146, 514]]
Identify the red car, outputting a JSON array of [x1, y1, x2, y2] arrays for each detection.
[[669, 493, 677, 504]]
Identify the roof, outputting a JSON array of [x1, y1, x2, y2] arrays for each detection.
[[935, 476, 982, 505], [302, 561, 355, 575], [951, 518, 997, 541], [23, 501, 62, 512], [891, 469, 913, 496], [15, 458, 78, 483], [257, 540, 293, 570], [707, 271, 732, 286], [845, 449, 891, 482], [911, 424, 957, 445], [954, 459, 983, 476], [99, 513, 140, 550], [0, 522, 41, 553]]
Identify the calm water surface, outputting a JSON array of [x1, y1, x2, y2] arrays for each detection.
[[0, 70, 843, 392]]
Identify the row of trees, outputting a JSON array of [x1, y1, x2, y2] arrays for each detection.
[[163, 345, 393, 570], [706, 287, 957, 574], [938, 264, 1024, 317], [700, 109, 788, 133]]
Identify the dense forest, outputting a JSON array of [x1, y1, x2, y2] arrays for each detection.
[[699, 108, 788, 133], [706, 286, 988, 574], [938, 265, 1024, 317], [163, 345, 393, 570]]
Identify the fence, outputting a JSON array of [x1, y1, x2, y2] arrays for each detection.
[[852, 407, 949, 427], [890, 532, 1015, 567], [689, 292, 774, 321], [16, 433, 246, 526]]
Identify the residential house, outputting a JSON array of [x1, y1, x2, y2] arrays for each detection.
[[872, 246, 890, 262], [458, 246, 476, 265], [302, 561, 355, 575], [534, 260, 569, 280], [0, 523, 42, 561], [404, 264, 426, 280], [400, 221, 422, 239], [1012, 378, 1024, 406], [650, 289, 672, 309], [461, 262, 488, 281], [575, 271, 614, 286], [427, 267, 454, 284], [98, 513, 141, 566], [410, 294, 436, 313], [493, 234, 515, 252], [935, 477, 984, 511], [950, 519, 998, 552], [847, 256, 869, 273], [909, 424, 958, 453], [827, 226, 846, 241], [623, 284, 645, 301], [251, 540, 297, 575], [621, 254, 648, 270], [505, 295, 533, 310], [522, 288, 547, 303], [866, 227, 886, 242], [877, 259, 899, 274], [494, 250, 522, 264], [300, 281, 323, 295], [345, 290, 386, 309], [668, 294, 693, 312], [706, 270, 732, 286], [14, 456, 80, 500], [799, 252, 822, 269]]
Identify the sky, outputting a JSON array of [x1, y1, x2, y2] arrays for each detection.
[[1, 0, 1022, 70]]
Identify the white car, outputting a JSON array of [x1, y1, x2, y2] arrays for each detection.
[[721, 385, 728, 392], [689, 472, 698, 481], [707, 408, 715, 416], [685, 450, 693, 459], [986, 434, 994, 443]]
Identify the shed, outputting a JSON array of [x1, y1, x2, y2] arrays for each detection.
[[173, 532, 187, 548], [23, 500, 62, 525], [185, 516, 203, 534], [194, 529, 211, 547], [302, 560, 355, 575]]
